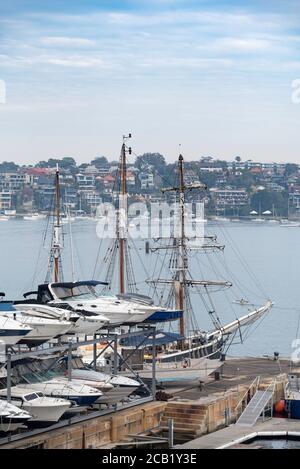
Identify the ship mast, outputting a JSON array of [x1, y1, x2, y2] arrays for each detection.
[[46, 165, 63, 283], [118, 134, 131, 294], [177, 154, 186, 336], [161, 154, 207, 337]]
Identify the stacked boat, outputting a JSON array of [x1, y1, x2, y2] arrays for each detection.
[[0, 350, 143, 432], [21, 281, 181, 327], [0, 314, 32, 346], [55, 356, 141, 405], [0, 387, 71, 427], [0, 400, 31, 432]]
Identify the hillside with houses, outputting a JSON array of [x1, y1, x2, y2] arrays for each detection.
[[0, 154, 299, 218]]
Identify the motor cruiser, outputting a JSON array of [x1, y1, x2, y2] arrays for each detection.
[[15, 303, 109, 336], [0, 386, 71, 426], [0, 302, 72, 346], [20, 379, 103, 407], [22, 281, 182, 327], [0, 314, 32, 347], [56, 356, 141, 405], [0, 399, 31, 432]]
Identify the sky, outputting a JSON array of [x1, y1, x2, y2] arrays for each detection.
[[0, 0, 300, 164]]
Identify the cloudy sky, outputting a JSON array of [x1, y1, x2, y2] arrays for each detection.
[[0, 0, 300, 164]]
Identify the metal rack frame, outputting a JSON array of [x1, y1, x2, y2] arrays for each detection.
[[1, 324, 157, 442]]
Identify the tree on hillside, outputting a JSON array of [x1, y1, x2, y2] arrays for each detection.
[[228, 170, 256, 190], [135, 153, 166, 174], [0, 161, 19, 172], [60, 157, 77, 169], [35, 158, 60, 168], [91, 156, 108, 168], [285, 163, 299, 177], [78, 163, 88, 172], [250, 190, 288, 216], [35, 157, 76, 170]]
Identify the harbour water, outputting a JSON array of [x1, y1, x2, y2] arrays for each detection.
[[0, 218, 299, 358]]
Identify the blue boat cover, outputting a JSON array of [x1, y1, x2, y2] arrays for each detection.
[[0, 302, 16, 311], [120, 330, 184, 347], [145, 310, 183, 323]]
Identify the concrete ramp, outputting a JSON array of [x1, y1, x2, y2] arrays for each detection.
[[236, 389, 273, 427]]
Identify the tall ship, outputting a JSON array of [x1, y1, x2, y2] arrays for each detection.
[[127, 153, 273, 382], [84, 139, 273, 382]]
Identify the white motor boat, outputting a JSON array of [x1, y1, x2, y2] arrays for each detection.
[[0, 387, 71, 426], [212, 216, 230, 222], [0, 399, 31, 432], [1, 302, 72, 346], [23, 213, 46, 221], [0, 313, 32, 346], [24, 281, 180, 326], [71, 370, 140, 405], [280, 220, 300, 227], [56, 356, 141, 404], [21, 379, 103, 407], [63, 356, 140, 390], [26, 356, 138, 405], [15, 303, 109, 336]]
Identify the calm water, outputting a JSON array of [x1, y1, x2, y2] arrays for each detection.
[[0, 218, 299, 358], [245, 437, 300, 449]]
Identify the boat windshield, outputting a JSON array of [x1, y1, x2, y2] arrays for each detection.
[[24, 393, 38, 401], [51, 284, 98, 300]]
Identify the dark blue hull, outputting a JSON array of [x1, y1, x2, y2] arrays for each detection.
[[285, 399, 300, 419], [66, 395, 99, 406], [145, 310, 183, 323]]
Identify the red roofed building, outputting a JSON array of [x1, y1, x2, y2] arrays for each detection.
[[103, 174, 115, 185]]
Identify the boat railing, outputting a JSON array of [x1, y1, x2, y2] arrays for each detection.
[[235, 375, 260, 417]]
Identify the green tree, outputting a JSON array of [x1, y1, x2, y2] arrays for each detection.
[[135, 153, 166, 174], [60, 157, 77, 169], [250, 190, 288, 217], [91, 156, 108, 168], [285, 163, 298, 177], [0, 161, 19, 172]]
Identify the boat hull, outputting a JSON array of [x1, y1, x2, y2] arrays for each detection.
[[23, 402, 71, 424], [22, 381, 102, 407], [94, 387, 138, 405], [139, 357, 222, 383], [18, 322, 72, 346], [0, 329, 30, 346], [285, 399, 300, 419], [0, 418, 29, 432]]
